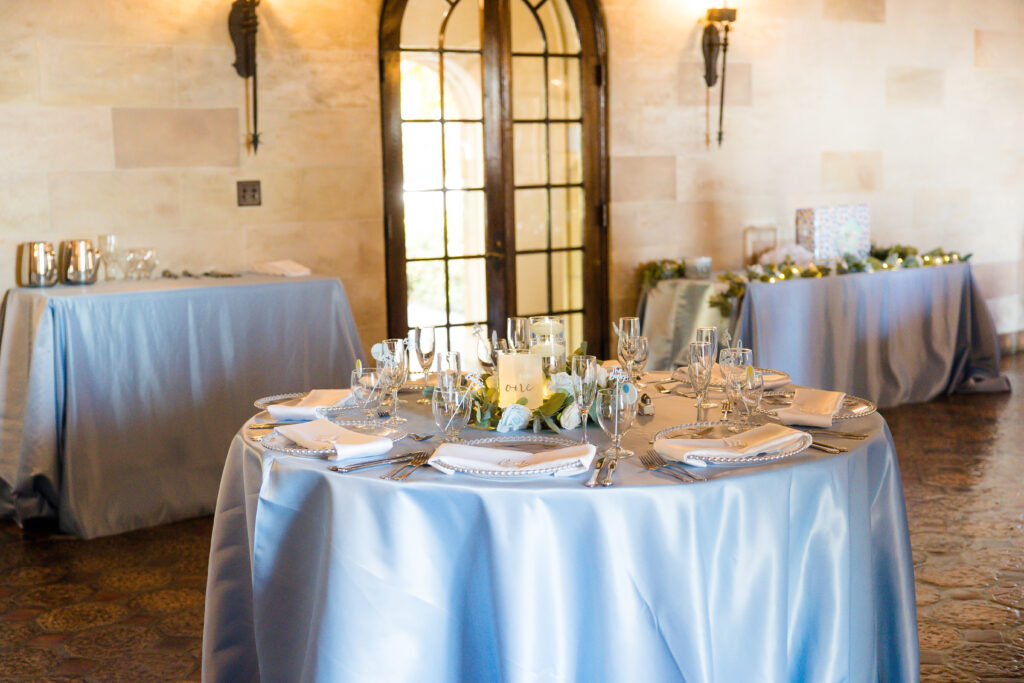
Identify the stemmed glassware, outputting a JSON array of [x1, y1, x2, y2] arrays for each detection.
[[436, 351, 462, 392], [570, 354, 599, 444], [595, 385, 637, 460], [412, 327, 436, 403], [97, 234, 119, 280], [477, 336, 509, 375], [720, 347, 753, 429], [616, 316, 641, 376], [351, 367, 384, 421], [738, 368, 764, 427], [688, 341, 714, 410], [432, 387, 472, 441], [694, 327, 719, 408], [631, 336, 649, 385], [507, 317, 529, 352], [379, 338, 409, 424]]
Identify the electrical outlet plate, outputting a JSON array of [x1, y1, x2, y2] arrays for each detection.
[[237, 180, 261, 206]]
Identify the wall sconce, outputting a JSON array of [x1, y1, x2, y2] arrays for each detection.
[[701, 6, 737, 148], [229, 0, 261, 153]]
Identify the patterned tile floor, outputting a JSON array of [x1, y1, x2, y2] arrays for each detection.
[[0, 355, 1020, 681]]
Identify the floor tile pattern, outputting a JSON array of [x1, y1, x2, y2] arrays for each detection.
[[0, 356, 1020, 680]]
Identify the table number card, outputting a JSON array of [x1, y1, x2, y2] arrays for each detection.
[[497, 352, 545, 409]]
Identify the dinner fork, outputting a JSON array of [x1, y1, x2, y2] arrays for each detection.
[[381, 452, 430, 480], [644, 449, 707, 482], [638, 450, 692, 483]]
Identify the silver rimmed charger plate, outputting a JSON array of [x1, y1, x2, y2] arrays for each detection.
[[431, 434, 581, 479], [651, 420, 812, 466], [757, 391, 877, 422], [256, 421, 405, 457], [253, 392, 360, 415], [669, 366, 791, 390]]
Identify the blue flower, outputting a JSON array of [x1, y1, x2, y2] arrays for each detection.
[[497, 403, 532, 433]]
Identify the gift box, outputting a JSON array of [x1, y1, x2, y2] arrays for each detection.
[[795, 205, 870, 260]]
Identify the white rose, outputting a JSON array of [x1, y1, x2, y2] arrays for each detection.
[[595, 365, 609, 388], [558, 402, 582, 430], [496, 403, 532, 433], [546, 371, 573, 395]]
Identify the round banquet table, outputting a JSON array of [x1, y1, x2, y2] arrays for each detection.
[[202, 388, 918, 683]]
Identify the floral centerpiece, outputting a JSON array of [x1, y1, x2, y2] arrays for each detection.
[[430, 346, 627, 433]]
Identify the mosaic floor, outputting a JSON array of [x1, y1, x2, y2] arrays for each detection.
[[0, 356, 1020, 681]]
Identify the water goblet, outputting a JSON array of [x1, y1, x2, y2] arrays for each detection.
[[379, 338, 408, 424], [688, 341, 714, 409], [631, 336, 650, 385], [436, 351, 462, 391], [432, 387, 472, 441], [507, 317, 529, 352], [739, 368, 765, 427], [351, 367, 384, 421], [571, 354, 599, 444], [595, 386, 638, 460]]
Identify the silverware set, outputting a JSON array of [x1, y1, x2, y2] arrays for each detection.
[[381, 452, 431, 480], [639, 450, 705, 482]]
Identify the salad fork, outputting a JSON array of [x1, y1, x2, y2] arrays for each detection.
[[638, 450, 691, 483], [381, 452, 430, 480], [644, 449, 706, 482]]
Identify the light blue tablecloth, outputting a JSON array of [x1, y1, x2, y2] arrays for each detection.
[[0, 275, 363, 538], [203, 394, 918, 682], [736, 263, 1009, 407]]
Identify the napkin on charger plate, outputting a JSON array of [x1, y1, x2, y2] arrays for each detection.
[[252, 259, 312, 277], [267, 389, 356, 421], [275, 418, 392, 461], [428, 442, 597, 477], [774, 387, 846, 428], [653, 423, 810, 467]]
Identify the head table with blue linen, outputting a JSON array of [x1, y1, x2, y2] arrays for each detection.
[[202, 390, 918, 683]]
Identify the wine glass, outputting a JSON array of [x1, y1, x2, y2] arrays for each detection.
[[571, 354, 599, 444], [720, 347, 753, 430], [694, 327, 719, 408], [432, 387, 472, 441], [412, 327, 436, 379], [688, 341, 714, 409], [739, 368, 765, 426], [436, 351, 462, 392], [379, 338, 408, 424], [617, 316, 641, 375], [97, 234, 119, 280], [631, 336, 650, 385], [507, 317, 529, 352], [595, 386, 637, 459], [351, 367, 384, 421]]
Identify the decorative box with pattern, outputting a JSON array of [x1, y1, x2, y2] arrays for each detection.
[[795, 205, 871, 260]]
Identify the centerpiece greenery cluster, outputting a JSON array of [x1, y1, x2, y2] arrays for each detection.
[[638, 244, 970, 317]]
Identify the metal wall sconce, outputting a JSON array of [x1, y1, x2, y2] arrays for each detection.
[[229, 0, 261, 153], [702, 6, 737, 148]]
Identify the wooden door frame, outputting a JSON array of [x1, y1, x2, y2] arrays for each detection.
[[379, 0, 610, 357]]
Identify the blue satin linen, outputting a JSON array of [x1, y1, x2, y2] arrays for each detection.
[[0, 276, 363, 538], [203, 400, 918, 682], [735, 263, 1008, 407]]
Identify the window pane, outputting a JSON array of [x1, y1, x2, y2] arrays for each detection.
[[449, 257, 487, 324], [511, 0, 545, 54], [547, 57, 580, 120], [405, 192, 445, 258], [550, 187, 583, 248], [512, 56, 546, 120], [566, 312, 584, 355], [515, 188, 548, 251], [538, 0, 581, 54], [401, 53, 441, 120], [400, 0, 450, 49], [443, 52, 482, 120], [551, 249, 583, 311], [407, 260, 447, 327], [447, 190, 485, 257], [516, 253, 549, 315], [513, 123, 547, 186], [448, 325, 485, 373], [403, 122, 443, 190], [442, 0, 480, 50], [549, 122, 582, 185], [444, 122, 484, 189]]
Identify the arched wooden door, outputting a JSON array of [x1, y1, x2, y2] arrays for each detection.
[[380, 0, 609, 359]]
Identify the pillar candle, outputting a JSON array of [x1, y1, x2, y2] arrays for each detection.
[[497, 352, 545, 409]]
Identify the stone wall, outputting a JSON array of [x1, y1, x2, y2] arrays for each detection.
[[0, 0, 1021, 349]]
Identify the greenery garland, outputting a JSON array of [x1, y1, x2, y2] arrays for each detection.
[[639, 245, 970, 318]]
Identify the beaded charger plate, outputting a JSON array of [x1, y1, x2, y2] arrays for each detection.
[[253, 421, 405, 457], [431, 434, 583, 479], [651, 421, 813, 466], [757, 391, 877, 422]]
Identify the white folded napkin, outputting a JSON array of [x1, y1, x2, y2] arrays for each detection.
[[775, 387, 846, 428], [429, 442, 596, 477], [653, 423, 810, 467], [252, 259, 312, 277], [275, 418, 392, 461], [267, 389, 355, 421]]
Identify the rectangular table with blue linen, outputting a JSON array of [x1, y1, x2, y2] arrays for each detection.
[[0, 275, 364, 538]]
